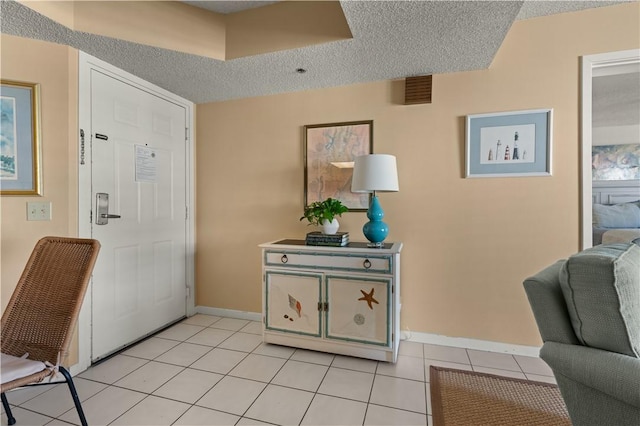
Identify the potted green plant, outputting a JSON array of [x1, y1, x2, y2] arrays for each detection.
[[300, 198, 348, 234]]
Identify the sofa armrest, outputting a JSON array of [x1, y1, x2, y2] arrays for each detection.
[[541, 341, 640, 408], [523, 260, 579, 345]]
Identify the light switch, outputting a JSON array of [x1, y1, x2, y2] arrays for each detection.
[[27, 202, 52, 221]]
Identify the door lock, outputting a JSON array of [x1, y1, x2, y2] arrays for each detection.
[[95, 193, 121, 225]]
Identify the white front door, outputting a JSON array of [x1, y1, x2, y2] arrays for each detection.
[[90, 70, 187, 361]]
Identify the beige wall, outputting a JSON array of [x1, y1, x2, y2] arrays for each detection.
[[196, 3, 640, 347], [1, 35, 79, 362], [1, 3, 638, 361]]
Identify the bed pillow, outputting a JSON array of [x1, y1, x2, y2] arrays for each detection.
[[559, 243, 640, 357], [592, 202, 640, 228]]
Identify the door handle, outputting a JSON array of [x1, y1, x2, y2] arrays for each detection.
[[100, 214, 121, 219], [95, 193, 120, 225]]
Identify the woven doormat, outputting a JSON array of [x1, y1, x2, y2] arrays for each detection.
[[430, 366, 570, 426]]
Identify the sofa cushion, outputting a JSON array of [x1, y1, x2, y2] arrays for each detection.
[[592, 202, 640, 229], [559, 243, 640, 357]]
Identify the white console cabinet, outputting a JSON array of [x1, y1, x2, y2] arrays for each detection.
[[259, 239, 402, 362]]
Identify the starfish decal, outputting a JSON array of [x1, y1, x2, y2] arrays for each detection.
[[358, 288, 379, 310]]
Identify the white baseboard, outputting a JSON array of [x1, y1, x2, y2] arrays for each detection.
[[196, 305, 262, 322], [195, 306, 541, 358], [403, 330, 541, 358]]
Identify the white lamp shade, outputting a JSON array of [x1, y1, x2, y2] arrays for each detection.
[[351, 154, 399, 193]]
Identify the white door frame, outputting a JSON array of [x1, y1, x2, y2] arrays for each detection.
[[580, 49, 640, 250], [75, 52, 196, 374]]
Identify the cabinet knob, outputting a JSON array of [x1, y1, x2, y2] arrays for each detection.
[[281, 254, 288, 264], [363, 259, 371, 269]]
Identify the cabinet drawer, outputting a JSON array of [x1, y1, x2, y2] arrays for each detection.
[[264, 250, 392, 274]]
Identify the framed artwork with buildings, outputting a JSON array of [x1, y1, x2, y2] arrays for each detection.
[[465, 109, 552, 178], [1, 79, 42, 195], [304, 120, 372, 210]]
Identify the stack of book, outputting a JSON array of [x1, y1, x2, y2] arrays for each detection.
[[305, 231, 349, 246]]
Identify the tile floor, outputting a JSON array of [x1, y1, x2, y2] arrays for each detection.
[[1, 314, 555, 426]]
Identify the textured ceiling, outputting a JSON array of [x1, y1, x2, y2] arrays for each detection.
[[0, 0, 634, 104]]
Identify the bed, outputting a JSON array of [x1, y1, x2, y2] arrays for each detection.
[[592, 180, 640, 245]]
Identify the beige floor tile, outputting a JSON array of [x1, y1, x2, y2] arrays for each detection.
[[467, 349, 521, 372], [186, 328, 234, 347], [114, 361, 183, 393], [240, 321, 263, 335], [9, 313, 558, 426], [190, 347, 247, 374], [229, 354, 286, 382], [377, 355, 425, 381], [20, 378, 107, 418], [423, 344, 470, 364], [1, 406, 53, 425], [58, 386, 145, 425], [301, 394, 367, 425], [174, 405, 239, 425], [110, 395, 190, 425], [121, 337, 179, 360], [252, 342, 296, 359], [44, 418, 77, 425], [472, 366, 527, 379], [4, 385, 52, 406], [155, 323, 205, 342], [514, 354, 554, 376], [370, 375, 427, 414], [210, 317, 250, 331], [317, 367, 374, 402], [196, 376, 266, 416], [153, 368, 222, 404], [244, 384, 314, 425], [332, 355, 378, 373], [398, 341, 424, 358], [236, 417, 272, 425], [271, 360, 329, 392], [291, 349, 335, 365], [526, 373, 557, 384], [182, 314, 221, 327], [218, 332, 263, 352], [365, 404, 427, 425], [154, 342, 212, 366], [78, 355, 148, 384]]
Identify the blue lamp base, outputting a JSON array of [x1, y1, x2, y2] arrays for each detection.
[[363, 196, 389, 248]]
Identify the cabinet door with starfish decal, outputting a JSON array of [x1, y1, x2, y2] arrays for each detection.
[[325, 275, 391, 346]]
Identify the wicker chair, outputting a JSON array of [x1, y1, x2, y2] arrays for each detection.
[[1, 237, 100, 426]]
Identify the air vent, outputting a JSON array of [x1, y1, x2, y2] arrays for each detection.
[[405, 75, 432, 105]]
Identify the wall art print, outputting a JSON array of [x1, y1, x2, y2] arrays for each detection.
[[592, 144, 640, 181], [466, 109, 552, 178], [304, 120, 372, 210], [1, 80, 41, 195]]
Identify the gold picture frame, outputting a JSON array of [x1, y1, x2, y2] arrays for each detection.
[[304, 120, 373, 211], [1, 79, 42, 195]]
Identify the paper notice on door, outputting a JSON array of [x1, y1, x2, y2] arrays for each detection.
[[135, 145, 156, 183]]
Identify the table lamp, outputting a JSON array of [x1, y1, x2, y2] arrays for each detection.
[[351, 154, 399, 247]]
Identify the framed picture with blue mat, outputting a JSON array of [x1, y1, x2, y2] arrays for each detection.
[[466, 108, 552, 178]]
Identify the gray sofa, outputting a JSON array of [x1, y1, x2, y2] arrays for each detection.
[[523, 243, 640, 426]]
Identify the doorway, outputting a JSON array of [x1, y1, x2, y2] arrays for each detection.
[[580, 49, 640, 249], [77, 52, 196, 370]]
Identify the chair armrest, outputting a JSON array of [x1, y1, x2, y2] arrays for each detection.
[[523, 260, 579, 345], [541, 341, 640, 408]]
